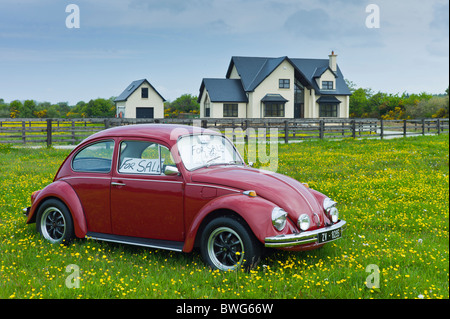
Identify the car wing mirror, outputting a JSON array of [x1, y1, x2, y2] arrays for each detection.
[[164, 166, 180, 176], [248, 162, 254, 167]]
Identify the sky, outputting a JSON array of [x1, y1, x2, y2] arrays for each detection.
[[0, 0, 448, 105]]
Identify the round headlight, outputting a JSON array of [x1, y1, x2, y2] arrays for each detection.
[[271, 207, 287, 231], [329, 206, 339, 223], [298, 214, 310, 231]]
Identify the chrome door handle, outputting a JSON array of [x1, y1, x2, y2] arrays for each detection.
[[111, 182, 126, 186]]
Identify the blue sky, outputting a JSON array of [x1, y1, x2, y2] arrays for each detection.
[[0, 0, 448, 104]]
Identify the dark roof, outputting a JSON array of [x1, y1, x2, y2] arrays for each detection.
[[198, 78, 248, 103], [261, 94, 289, 103], [316, 96, 342, 103], [226, 56, 351, 96], [114, 79, 166, 102], [226, 56, 288, 92]]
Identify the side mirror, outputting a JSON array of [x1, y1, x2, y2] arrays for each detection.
[[164, 166, 180, 176], [248, 162, 254, 167]]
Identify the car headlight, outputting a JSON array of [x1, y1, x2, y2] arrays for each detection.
[[323, 197, 339, 223], [271, 207, 287, 231], [298, 214, 310, 231]]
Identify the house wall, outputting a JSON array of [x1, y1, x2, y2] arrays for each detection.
[[122, 83, 164, 118], [249, 60, 295, 118], [318, 69, 336, 91]]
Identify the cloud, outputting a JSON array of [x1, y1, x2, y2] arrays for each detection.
[[429, 1, 449, 36], [284, 9, 332, 39]]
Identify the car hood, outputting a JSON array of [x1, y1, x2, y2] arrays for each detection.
[[190, 166, 326, 228]]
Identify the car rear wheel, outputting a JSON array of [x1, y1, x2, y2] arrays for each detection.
[[200, 217, 262, 271], [36, 199, 74, 245]]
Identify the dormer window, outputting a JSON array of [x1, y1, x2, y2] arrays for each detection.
[[322, 81, 334, 90]]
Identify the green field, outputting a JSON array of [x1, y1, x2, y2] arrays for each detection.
[[0, 134, 448, 299]]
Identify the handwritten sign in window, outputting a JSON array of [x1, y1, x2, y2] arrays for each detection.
[[119, 157, 162, 175]]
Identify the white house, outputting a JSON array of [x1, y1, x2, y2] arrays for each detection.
[[114, 79, 166, 119], [198, 52, 352, 119]]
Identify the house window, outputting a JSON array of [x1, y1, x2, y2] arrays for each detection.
[[223, 104, 238, 117], [279, 79, 290, 89], [319, 103, 339, 117], [264, 103, 285, 117], [322, 81, 334, 90], [205, 99, 210, 117], [141, 87, 149, 98]]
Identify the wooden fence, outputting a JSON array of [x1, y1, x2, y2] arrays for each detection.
[[0, 117, 448, 147]]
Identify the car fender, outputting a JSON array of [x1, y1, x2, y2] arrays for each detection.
[[27, 180, 87, 238], [183, 193, 292, 253]]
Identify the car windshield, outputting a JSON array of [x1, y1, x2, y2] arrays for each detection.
[[177, 134, 244, 171]]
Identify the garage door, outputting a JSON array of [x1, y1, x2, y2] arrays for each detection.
[[136, 107, 154, 118]]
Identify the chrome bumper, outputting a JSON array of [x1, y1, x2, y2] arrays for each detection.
[[265, 220, 346, 248]]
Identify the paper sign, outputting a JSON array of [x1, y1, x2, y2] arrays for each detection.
[[119, 157, 161, 174]]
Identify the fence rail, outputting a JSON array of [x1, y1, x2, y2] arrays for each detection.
[[0, 117, 448, 147]]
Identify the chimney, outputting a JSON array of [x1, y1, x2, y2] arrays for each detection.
[[329, 51, 337, 72]]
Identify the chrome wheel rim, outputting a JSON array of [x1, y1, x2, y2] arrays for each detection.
[[207, 227, 244, 271], [40, 207, 66, 244]]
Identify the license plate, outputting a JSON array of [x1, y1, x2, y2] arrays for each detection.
[[318, 228, 341, 243]]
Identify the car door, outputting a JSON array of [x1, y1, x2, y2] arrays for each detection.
[[67, 139, 115, 234], [110, 139, 184, 241]]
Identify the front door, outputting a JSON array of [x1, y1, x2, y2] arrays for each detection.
[[294, 103, 304, 118], [110, 139, 184, 241], [294, 82, 304, 118]]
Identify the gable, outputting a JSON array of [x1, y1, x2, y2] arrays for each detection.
[[290, 58, 351, 96], [115, 79, 166, 102], [226, 56, 313, 92]]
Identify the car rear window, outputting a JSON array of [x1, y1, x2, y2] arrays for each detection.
[[72, 140, 114, 173]]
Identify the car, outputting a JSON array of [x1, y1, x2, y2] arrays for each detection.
[[23, 124, 346, 271]]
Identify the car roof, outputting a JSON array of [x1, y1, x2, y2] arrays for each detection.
[[82, 124, 221, 146]]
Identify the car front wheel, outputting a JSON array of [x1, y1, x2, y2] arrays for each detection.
[[36, 199, 74, 245], [200, 216, 262, 271]]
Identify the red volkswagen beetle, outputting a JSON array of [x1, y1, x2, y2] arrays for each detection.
[[24, 124, 346, 270]]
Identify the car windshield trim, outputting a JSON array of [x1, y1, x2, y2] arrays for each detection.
[[177, 134, 244, 171]]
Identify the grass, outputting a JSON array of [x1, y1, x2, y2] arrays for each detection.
[[0, 134, 448, 299]]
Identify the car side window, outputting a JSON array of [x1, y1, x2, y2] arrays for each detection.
[[72, 140, 114, 173], [118, 140, 175, 175]]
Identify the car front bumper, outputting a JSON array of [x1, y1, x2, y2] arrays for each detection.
[[264, 220, 346, 248]]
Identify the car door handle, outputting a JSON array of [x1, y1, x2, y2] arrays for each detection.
[[111, 182, 126, 186]]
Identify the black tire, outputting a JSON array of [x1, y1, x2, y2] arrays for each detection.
[[200, 216, 263, 271], [36, 199, 74, 245]]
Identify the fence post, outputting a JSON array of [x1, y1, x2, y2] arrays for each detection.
[[403, 120, 407, 137], [46, 119, 52, 147], [319, 120, 324, 139], [21, 121, 26, 144], [71, 121, 76, 145], [380, 119, 384, 140], [284, 120, 289, 144], [351, 120, 356, 138], [422, 119, 425, 135], [437, 119, 441, 135]]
